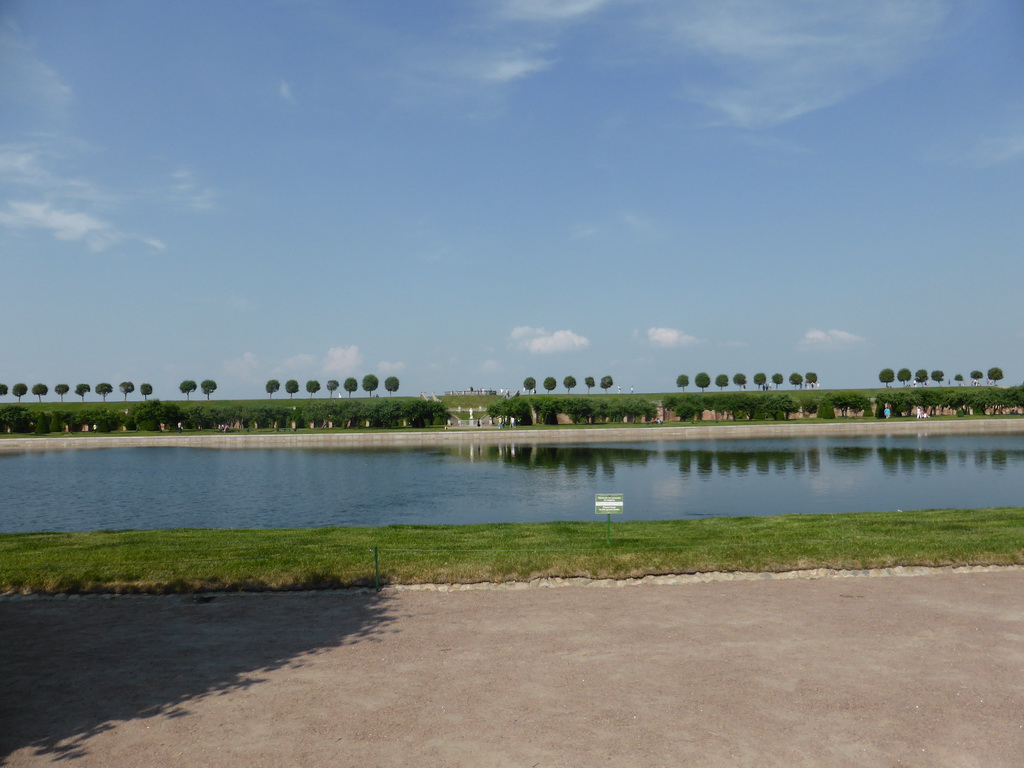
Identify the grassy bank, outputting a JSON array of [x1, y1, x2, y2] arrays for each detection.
[[2, 508, 1022, 594]]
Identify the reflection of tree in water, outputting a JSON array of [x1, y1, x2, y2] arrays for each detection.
[[827, 446, 874, 463], [877, 447, 947, 475], [448, 441, 1024, 482], [0, 594, 394, 762], [668, 448, 823, 478], [460, 444, 653, 479], [972, 449, 1021, 470], [877, 447, 1024, 475]]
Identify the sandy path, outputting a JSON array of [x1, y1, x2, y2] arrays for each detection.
[[3, 571, 1023, 767]]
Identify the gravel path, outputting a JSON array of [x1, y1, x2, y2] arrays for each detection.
[[3, 569, 1023, 767]]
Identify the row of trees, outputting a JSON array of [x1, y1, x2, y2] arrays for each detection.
[[494, 387, 1024, 425], [664, 386, 1024, 420], [0, 366, 1009, 405], [0, 380, 221, 403], [264, 375, 399, 398], [871, 386, 1023, 417], [0, 374, 401, 404], [0, 382, 154, 403], [878, 368, 1004, 387], [520, 368, 1009, 395], [675, 372, 819, 391], [0, 397, 448, 434], [521, 376, 614, 395]]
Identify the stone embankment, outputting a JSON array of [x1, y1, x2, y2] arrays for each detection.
[[0, 417, 1021, 452]]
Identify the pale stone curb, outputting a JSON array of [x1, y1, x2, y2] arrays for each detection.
[[4, 564, 1021, 600], [383, 563, 1024, 592]]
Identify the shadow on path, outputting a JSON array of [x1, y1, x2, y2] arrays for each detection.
[[0, 591, 394, 763]]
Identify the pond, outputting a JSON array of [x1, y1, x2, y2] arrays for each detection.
[[1, 433, 1022, 532]]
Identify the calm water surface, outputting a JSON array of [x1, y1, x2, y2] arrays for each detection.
[[1, 434, 1022, 532]]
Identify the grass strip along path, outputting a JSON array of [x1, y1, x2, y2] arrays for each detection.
[[2, 507, 1023, 594]]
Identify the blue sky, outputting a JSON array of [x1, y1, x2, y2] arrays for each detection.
[[2, 0, 1022, 401]]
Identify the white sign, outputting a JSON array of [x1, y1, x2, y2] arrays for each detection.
[[595, 493, 624, 514]]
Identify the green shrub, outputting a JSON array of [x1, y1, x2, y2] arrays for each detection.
[[816, 397, 835, 419]]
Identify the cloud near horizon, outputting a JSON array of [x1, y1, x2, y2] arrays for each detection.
[[798, 328, 866, 350], [227, 350, 403, 385], [323, 346, 363, 376], [647, 327, 703, 348], [223, 352, 260, 381], [511, 326, 590, 354]]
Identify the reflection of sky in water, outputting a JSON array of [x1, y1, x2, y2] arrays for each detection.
[[807, 470, 860, 498], [1, 433, 1023, 531]]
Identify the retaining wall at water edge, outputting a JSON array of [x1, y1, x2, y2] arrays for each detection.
[[1, 417, 1022, 452]]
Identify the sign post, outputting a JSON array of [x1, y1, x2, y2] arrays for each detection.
[[595, 493, 624, 544]]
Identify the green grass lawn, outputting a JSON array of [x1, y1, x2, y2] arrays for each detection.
[[2, 507, 1022, 594]]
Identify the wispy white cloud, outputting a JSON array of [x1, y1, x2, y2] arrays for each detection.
[[322, 346, 363, 376], [277, 353, 316, 374], [569, 223, 601, 240], [330, 0, 951, 128], [957, 131, 1024, 168], [656, 0, 952, 127], [223, 352, 260, 381], [453, 47, 555, 84], [0, 144, 111, 204], [484, 54, 553, 82], [0, 200, 164, 252], [278, 79, 294, 102], [511, 326, 590, 353], [377, 361, 406, 376], [398, 3, 586, 99], [0, 147, 50, 186], [0, 142, 167, 250], [169, 168, 219, 211], [229, 295, 253, 312], [0, 19, 72, 117], [499, 0, 613, 22], [798, 328, 866, 350], [619, 210, 659, 237], [646, 327, 703, 348], [569, 209, 661, 242]]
